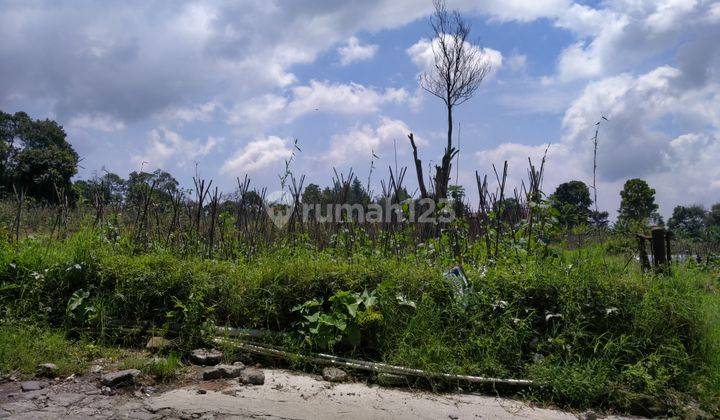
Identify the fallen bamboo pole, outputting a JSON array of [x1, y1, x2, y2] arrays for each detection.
[[213, 335, 536, 387]]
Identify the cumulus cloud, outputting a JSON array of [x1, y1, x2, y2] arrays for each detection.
[[287, 80, 407, 120], [221, 136, 293, 174], [337, 37, 378, 66], [0, 1, 432, 125], [326, 117, 424, 164], [407, 36, 503, 79], [158, 102, 219, 123], [69, 113, 126, 132], [505, 53, 527, 72], [228, 80, 408, 128], [551, 1, 719, 82], [475, 63, 720, 217], [226, 94, 288, 127], [133, 128, 220, 169]]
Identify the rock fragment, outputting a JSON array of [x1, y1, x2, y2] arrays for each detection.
[[190, 349, 223, 366], [202, 363, 245, 380], [100, 369, 141, 388], [145, 336, 171, 352], [322, 367, 348, 382], [20, 381, 43, 392], [239, 368, 265, 385], [36, 363, 58, 378]]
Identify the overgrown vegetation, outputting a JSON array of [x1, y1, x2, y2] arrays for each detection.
[[0, 226, 718, 416], [1, 2, 719, 416], [0, 323, 116, 378]]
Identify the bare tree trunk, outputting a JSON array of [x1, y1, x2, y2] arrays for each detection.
[[408, 133, 428, 199]]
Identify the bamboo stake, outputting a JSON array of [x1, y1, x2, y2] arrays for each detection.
[[214, 335, 536, 387]]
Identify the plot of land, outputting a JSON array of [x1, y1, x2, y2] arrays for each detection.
[[0, 368, 623, 419]]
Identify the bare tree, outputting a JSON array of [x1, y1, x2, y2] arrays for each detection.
[[414, 0, 491, 199]]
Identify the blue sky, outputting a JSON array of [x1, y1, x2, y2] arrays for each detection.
[[1, 0, 719, 217]]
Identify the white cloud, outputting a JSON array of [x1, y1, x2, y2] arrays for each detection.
[[407, 36, 503, 79], [551, 0, 717, 82], [337, 36, 378, 66], [475, 142, 575, 196], [287, 80, 407, 120], [475, 63, 720, 218], [159, 101, 218, 123], [226, 94, 288, 126], [467, 0, 572, 22], [221, 136, 293, 174], [133, 128, 220, 169], [69, 113, 125, 132], [505, 53, 527, 72], [228, 80, 409, 128], [326, 117, 424, 164]]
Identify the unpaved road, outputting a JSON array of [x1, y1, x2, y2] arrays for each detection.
[[0, 369, 621, 419]]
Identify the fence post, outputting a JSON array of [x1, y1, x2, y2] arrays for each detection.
[[651, 226, 667, 272], [665, 231, 672, 264]]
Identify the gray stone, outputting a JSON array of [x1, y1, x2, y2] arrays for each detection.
[[36, 363, 58, 378], [100, 369, 141, 388], [190, 349, 223, 366], [239, 368, 265, 385], [322, 367, 348, 383], [203, 364, 245, 380], [201, 367, 223, 380], [218, 364, 244, 378], [20, 381, 43, 392], [145, 336, 171, 352], [377, 373, 406, 386], [581, 410, 598, 420]]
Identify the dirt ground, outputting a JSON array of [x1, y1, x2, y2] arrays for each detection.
[[0, 368, 627, 419]]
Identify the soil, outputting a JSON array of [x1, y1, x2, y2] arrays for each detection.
[[0, 367, 629, 419]]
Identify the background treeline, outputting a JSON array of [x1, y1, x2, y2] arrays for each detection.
[[2, 110, 719, 257]]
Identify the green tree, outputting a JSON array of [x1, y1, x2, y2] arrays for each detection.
[[617, 178, 658, 226], [74, 172, 126, 206], [707, 203, 720, 227], [126, 169, 179, 209], [0, 111, 79, 202], [347, 179, 370, 205], [551, 180, 592, 228], [448, 184, 469, 218], [301, 183, 323, 205], [668, 205, 706, 239], [590, 210, 609, 229]]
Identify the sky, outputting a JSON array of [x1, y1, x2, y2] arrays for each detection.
[[1, 0, 719, 218]]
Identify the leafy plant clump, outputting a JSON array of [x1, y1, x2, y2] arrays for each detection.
[[0, 229, 718, 416], [292, 289, 380, 350]]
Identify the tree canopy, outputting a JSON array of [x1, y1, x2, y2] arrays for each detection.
[[617, 178, 658, 226], [0, 111, 79, 202], [551, 180, 592, 228], [668, 204, 706, 238]]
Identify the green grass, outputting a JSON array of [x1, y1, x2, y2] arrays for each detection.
[[0, 323, 118, 378], [0, 229, 718, 416], [122, 353, 182, 382]]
